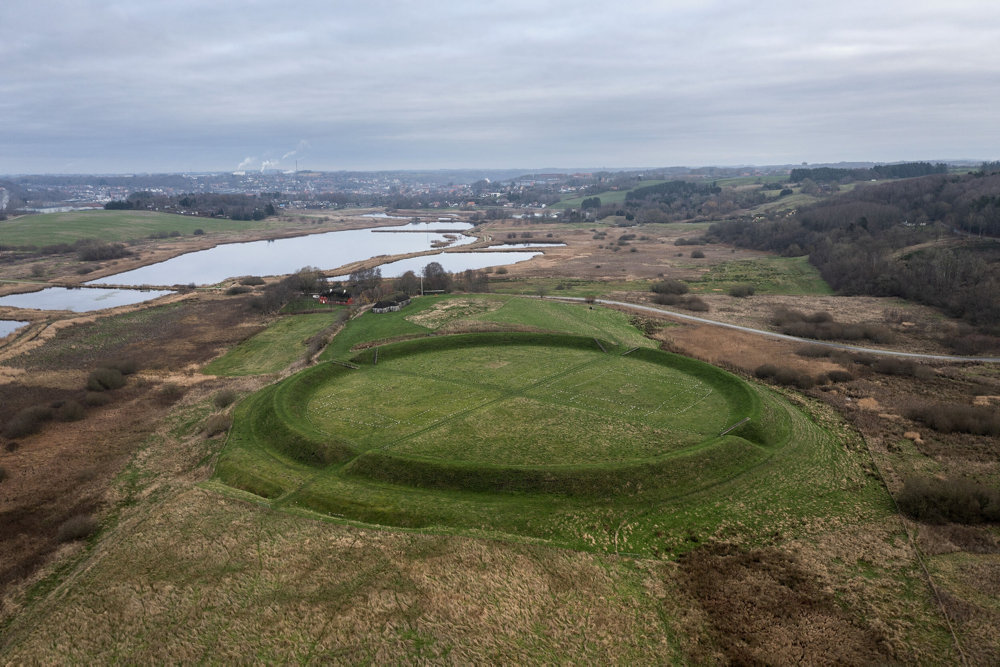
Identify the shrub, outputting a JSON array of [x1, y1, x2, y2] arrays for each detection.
[[226, 285, 251, 295], [156, 383, 186, 405], [239, 275, 265, 286], [56, 514, 98, 542], [78, 241, 130, 262], [772, 308, 893, 343], [83, 391, 112, 407], [193, 228, 205, 235], [86, 367, 125, 391], [55, 400, 86, 422], [897, 476, 1000, 524], [690, 250, 705, 258], [826, 369, 854, 383], [795, 344, 832, 358], [872, 358, 933, 379], [651, 279, 689, 295], [3, 405, 55, 438], [728, 284, 755, 298], [754, 364, 815, 389], [213, 389, 238, 409], [204, 413, 233, 438], [755, 364, 778, 379]]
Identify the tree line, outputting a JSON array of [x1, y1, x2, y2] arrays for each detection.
[[105, 192, 277, 220], [788, 162, 948, 183]]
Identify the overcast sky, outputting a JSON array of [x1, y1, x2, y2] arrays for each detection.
[[2, 0, 999, 174]]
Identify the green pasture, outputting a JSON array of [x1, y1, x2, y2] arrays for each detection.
[[0, 210, 283, 246], [551, 180, 667, 209], [689, 255, 833, 295], [215, 323, 891, 556], [203, 313, 337, 376], [489, 277, 648, 297]]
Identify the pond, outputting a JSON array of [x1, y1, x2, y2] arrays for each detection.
[[89, 226, 478, 287], [374, 222, 474, 233], [331, 251, 541, 280], [487, 242, 566, 249], [0, 287, 173, 312], [0, 320, 29, 337]]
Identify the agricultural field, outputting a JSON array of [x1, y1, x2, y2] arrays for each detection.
[[0, 209, 285, 246]]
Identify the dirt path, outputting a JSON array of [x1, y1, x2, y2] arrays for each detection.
[[557, 297, 1000, 363]]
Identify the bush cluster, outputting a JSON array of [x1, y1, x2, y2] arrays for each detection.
[[203, 413, 233, 438], [86, 367, 125, 392], [77, 241, 131, 262], [897, 476, 1000, 524], [652, 293, 709, 312], [772, 308, 894, 343], [905, 402, 1000, 436], [651, 279, 689, 295], [56, 514, 98, 542], [728, 284, 756, 298], [2, 405, 55, 438], [213, 389, 238, 409], [754, 364, 815, 389]]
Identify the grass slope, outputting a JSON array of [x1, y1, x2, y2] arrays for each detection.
[[203, 313, 339, 376], [320, 294, 654, 361]]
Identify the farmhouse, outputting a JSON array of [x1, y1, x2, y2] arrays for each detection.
[[372, 294, 412, 314], [317, 288, 353, 305]]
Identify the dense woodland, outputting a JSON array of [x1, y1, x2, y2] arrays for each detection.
[[709, 172, 1000, 330]]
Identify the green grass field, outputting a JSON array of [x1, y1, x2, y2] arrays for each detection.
[[203, 313, 338, 376], [689, 255, 833, 295], [320, 294, 655, 361], [215, 299, 890, 556], [0, 209, 284, 246]]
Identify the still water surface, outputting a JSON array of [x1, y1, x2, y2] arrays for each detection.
[[0, 320, 29, 336], [90, 226, 477, 287], [0, 288, 173, 312], [332, 251, 541, 280]]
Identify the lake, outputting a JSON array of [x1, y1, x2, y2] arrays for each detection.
[[0, 287, 173, 312], [331, 251, 541, 280], [89, 225, 478, 287]]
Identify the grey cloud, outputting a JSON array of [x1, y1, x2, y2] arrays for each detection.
[[2, 0, 999, 172]]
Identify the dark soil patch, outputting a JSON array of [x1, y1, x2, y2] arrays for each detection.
[[10, 296, 263, 371], [678, 543, 892, 664]]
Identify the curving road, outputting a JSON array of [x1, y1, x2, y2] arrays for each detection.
[[551, 296, 1000, 364]]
